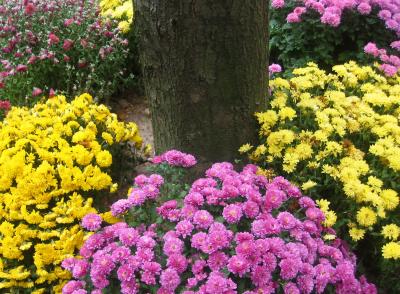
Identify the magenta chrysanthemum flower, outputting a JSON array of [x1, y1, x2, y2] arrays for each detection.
[[191, 232, 208, 249], [277, 211, 297, 230], [271, 0, 285, 9], [142, 184, 160, 200], [242, 200, 260, 219], [167, 254, 188, 273], [298, 196, 316, 208], [160, 268, 180, 291], [380, 63, 398, 76], [81, 213, 102, 231], [134, 174, 148, 187], [175, 220, 194, 238], [236, 239, 257, 261], [227, 255, 250, 277], [284, 282, 300, 294], [279, 258, 301, 280], [163, 237, 184, 256], [205, 230, 230, 253], [208, 251, 229, 271], [137, 236, 156, 249], [321, 11, 341, 27], [222, 204, 243, 224], [251, 265, 272, 287], [111, 199, 132, 216], [305, 207, 325, 222], [391, 40, 400, 50], [111, 246, 131, 263], [264, 188, 285, 210], [72, 259, 89, 279], [62, 280, 86, 294], [117, 263, 136, 282], [204, 271, 237, 293], [184, 192, 205, 207], [118, 228, 140, 246], [364, 42, 379, 57], [148, 174, 164, 187], [193, 210, 214, 229], [61, 257, 77, 271], [357, 3, 371, 15], [79, 233, 106, 258], [92, 253, 115, 274], [378, 9, 392, 21], [287, 12, 301, 23], [141, 261, 161, 285], [128, 189, 147, 206], [251, 219, 268, 237]]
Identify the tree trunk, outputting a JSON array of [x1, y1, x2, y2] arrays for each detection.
[[134, 0, 269, 164]]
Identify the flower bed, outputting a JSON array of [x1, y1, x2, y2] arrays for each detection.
[[0, 93, 142, 292], [62, 151, 375, 293], [244, 61, 400, 290]]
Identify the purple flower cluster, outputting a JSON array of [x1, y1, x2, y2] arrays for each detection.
[[62, 222, 163, 294], [364, 42, 400, 76], [272, 0, 400, 76], [151, 150, 197, 167], [64, 152, 376, 293], [111, 174, 164, 216]]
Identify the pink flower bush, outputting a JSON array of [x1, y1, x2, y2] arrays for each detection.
[[151, 149, 197, 167], [0, 0, 132, 105], [273, 0, 400, 76], [63, 151, 376, 293], [110, 174, 164, 216]]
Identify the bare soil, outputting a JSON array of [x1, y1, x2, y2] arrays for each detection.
[[110, 91, 154, 150]]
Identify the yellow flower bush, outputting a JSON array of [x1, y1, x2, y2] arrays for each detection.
[[99, 0, 134, 33], [0, 94, 141, 292], [244, 61, 400, 260]]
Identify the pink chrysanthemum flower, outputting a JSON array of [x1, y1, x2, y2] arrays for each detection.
[[81, 213, 102, 231]]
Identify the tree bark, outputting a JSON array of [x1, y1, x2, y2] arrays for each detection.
[[134, 0, 269, 164]]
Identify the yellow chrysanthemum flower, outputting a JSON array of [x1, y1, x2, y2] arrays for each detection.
[[356, 207, 377, 227], [302, 180, 317, 191], [382, 224, 400, 241], [382, 242, 400, 259], [349, 227, 366, 241]]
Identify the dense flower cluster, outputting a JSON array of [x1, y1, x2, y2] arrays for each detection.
[[99, 0, 134, 33], [272, 0, 400, 75], [151, 149, 197, 168], [364, 41, 400, 76], [111, 173, 164, 216], [243, 62, 400, 262], [0, 93, 141, 292], [63, 154, 375, 293], [0, 0, 132, 105]]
